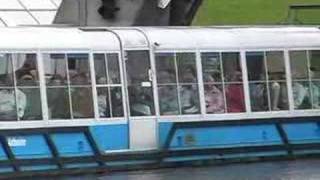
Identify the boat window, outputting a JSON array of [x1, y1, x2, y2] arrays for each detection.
[[309, 50, 320, 109], [202, 52, 245, 114], [222, 52, 245, 113], [290, 51, 312, 110], [156, 52, 200, 115], [94, 53, 124, 118], [0, 54, 17, 121], [43, 53, 94, 119], [14, 53, 42, 120], [126, 51, 155, 116], [43, 54, 71, 119], [0, 53, 42, 121], [201, 52, 225, 114], [247, 51, 288, 112], [266, 51, 288, 111]]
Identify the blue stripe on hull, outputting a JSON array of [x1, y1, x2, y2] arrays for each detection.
[[7, 135, 51, 159], [51, 133, 93, 157], [283, 122, 320, 144], [89, 123, 129, 151], [159, 122, 282, 149]]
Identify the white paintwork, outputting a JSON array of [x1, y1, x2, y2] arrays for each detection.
[[129, 119, 157, 150], [0, 27, 120, 50]]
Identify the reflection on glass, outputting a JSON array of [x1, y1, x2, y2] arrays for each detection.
[[204, 84, 224, 113], [290, 51, 309, 80], [310, 50, 320, 80], [0, 54, 14, 87], [71, 87, 94, 118], [126, 51, 151, 85], [225, 83, 245, 113], [107, 54, 121, 84], [270, 82, 288, 110], [292, 81, 311, 109], [311, 81, 320, 109], [266, 51, 286, 81], [156, 53, 176, 84], [177, 53, 197, 83], [158, 85, 179, 115], [15, 54, 39, 86], [19, 88, 42, 120], [43, 54, 67, 86], [0, 88, 18, 120], [202, 53, 222, 83], [94, 54, 107, 84], [222, 52, 242, 83], [179, 85, 200, 114], [68, 54, 91, 85], [47, 87, 70, 119], [246, 52, 266, 81], [249, 83, 268, 112]]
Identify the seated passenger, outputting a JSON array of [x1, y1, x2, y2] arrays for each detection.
[[310, 68, 320, 109], [47, 75, 70, 119], [225, 71, 245, 113], [292, 82, 310, 109], [72, 87, 94, 118], [130, 87, 153, 116], [158, 86, 179, 115], [20, 74, 42, 120], [203, 75, 224, 113], [0, 86, 26, 120], [250, 83, 268, 111], [180, 85, 199, 114], [270, 81, 288, 111], [71, 73, 90, 85], [97, 88, 110, 117]]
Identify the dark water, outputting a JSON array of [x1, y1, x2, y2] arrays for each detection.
[[33, 159, 320, 180]]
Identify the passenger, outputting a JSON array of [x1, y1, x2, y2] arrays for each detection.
[[250, 83, 268, 111], [180, 85, 199, 114], [310, 68, 320, 109], [130, 87, 153, 116], [0, 80, 26, 120], [96, 77, 109, 117], [20, 74, 42, 120], [225, 70, 245, 113], [203, 75, 224, 113], [292, 81, 310, 109], [72, 87, 94, 118], [97, 88, 109, 117], [181, 67, 197, 83], [47, 75, 70, 119], [71, 73, 90, 85], [158, 86, 179, 115]]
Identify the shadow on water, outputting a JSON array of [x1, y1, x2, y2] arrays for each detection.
[[25, 159, 320, 180]]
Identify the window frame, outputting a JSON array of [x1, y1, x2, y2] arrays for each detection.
[[92, 52, 126, 120]]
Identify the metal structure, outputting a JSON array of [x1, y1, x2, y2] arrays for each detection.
[[53, 0, 203, 26]]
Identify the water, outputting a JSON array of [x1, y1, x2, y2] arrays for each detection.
[[30, 159, 320, 180]]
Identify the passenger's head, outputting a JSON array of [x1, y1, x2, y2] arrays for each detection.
[[183, 67, 196, 82], [50, 75, 64, 85], [72, 73, 88, 85]]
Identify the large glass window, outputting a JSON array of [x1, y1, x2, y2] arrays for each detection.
[[156, 52, 200, 115], [202, 52, 245, 114], [290, 50, 320, 110], [43, 53, 94, 119], [126, 51, 155, 116], [0, 53, 42, 121], [94, 53, 123, 118], [246, 51, 288, 112]]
